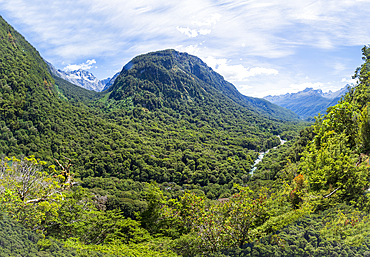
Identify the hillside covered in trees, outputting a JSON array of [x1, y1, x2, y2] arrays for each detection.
[[1, 14, 370, 256]]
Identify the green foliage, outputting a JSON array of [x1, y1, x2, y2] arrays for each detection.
[[314, 102, 360, 148], [37, 238, 52, 251], [201, 212, 370, 257], [300, 132, 368, 205], [0, 156, 70, 231], [7, 14, 370, 257], [163, 184, 311, 254], [139, 183, 168, 235], [0, 214, 78, 257], [358, 104, 370, 153], [320, 206, 370, 246], [104, 218, 151, 244], [65, 237, 178, 257], [43, 186, 96, 239]]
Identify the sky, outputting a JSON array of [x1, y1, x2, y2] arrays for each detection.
[[0, 0, 369, 97]]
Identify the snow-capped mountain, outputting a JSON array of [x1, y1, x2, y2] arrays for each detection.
[[60, 69, 105, 91], [46, 61, 118, 92], [263, 86, 350, 118]]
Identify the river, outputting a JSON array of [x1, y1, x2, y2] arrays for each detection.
[[250, 135, 286, 175]]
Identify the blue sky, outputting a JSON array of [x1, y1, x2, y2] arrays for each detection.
[[0, 0, 368, 97]]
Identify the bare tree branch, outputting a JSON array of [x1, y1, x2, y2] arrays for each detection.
[[323, 187, 341, 198]]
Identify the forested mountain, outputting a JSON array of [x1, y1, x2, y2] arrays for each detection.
[[3, 13, 370, 257], [0, 13, 303, 187], [264, 86, 348, 118], [105, 49, 299, 121]]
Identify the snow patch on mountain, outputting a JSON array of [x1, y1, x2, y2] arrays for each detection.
[[263, 85, 350, 118], [264, 86, 349, 102], [57, 69, 105, 92], [46, 61, 119, 92]]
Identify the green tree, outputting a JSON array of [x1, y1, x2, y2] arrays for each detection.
[[358, 104, 370, 153], [0, 156, 73, 231], [300, 132, 368, 205]]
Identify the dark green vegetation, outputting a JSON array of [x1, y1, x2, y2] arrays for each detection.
[[106, 49, 299, 121], [264, 87, 348, 119], [0, 214, 79, 257], [0, 15, 302, 256], [52, 74, 103, 103], [0, 15, 301, 187], [2, 13, 370, 257], [201, 212, 370, 257]]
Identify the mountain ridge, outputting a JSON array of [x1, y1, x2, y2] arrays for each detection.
[[107, 49, 300, 121], [264, 86, 349, 118], [102, 71, 120, 91], [46, 61, 118, 92], [46, 60, 104, 91], [4, 13, 361, 257], [0, 14, 300, 188]]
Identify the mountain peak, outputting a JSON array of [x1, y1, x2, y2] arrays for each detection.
[[106, 49, 299, 120], [263, 86, 349, 118], [46, 62, 119, 92]]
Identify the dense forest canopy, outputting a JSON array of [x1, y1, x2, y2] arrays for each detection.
[[0, 15, 303, 189], [2, 14, 370, 256]]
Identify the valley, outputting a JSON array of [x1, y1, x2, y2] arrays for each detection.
[[1, 13, 370, 257], [250, 135, 286, 175]]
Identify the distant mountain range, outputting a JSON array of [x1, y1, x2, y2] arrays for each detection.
[[46, 61, 118, 92], [47, 55, 342, 120], [47, 50, 299, 121], [264, 86, 350, 118]]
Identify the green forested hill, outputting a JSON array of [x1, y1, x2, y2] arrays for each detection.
[[5, 13, 370, 257], [0, 15, 302, 187], [0, 14, 307, 256], [106, 49, 299, 121]]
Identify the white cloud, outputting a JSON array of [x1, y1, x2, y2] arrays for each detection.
[[334, 62, 346, 73], [3, 0, 370, 63], [175, 44, 200, 55], [192, 13, 222, 26], [0, 0, 369, 89], [176, 26, 211, 38], [63, 59, 97, 71], [288, 82, 323, 92], [204, 56, 278, 82], [176, 27, 198, 38], [198, 29, 212, 35], [341, 77, 357, 84], [236, 84, 253, 91]]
